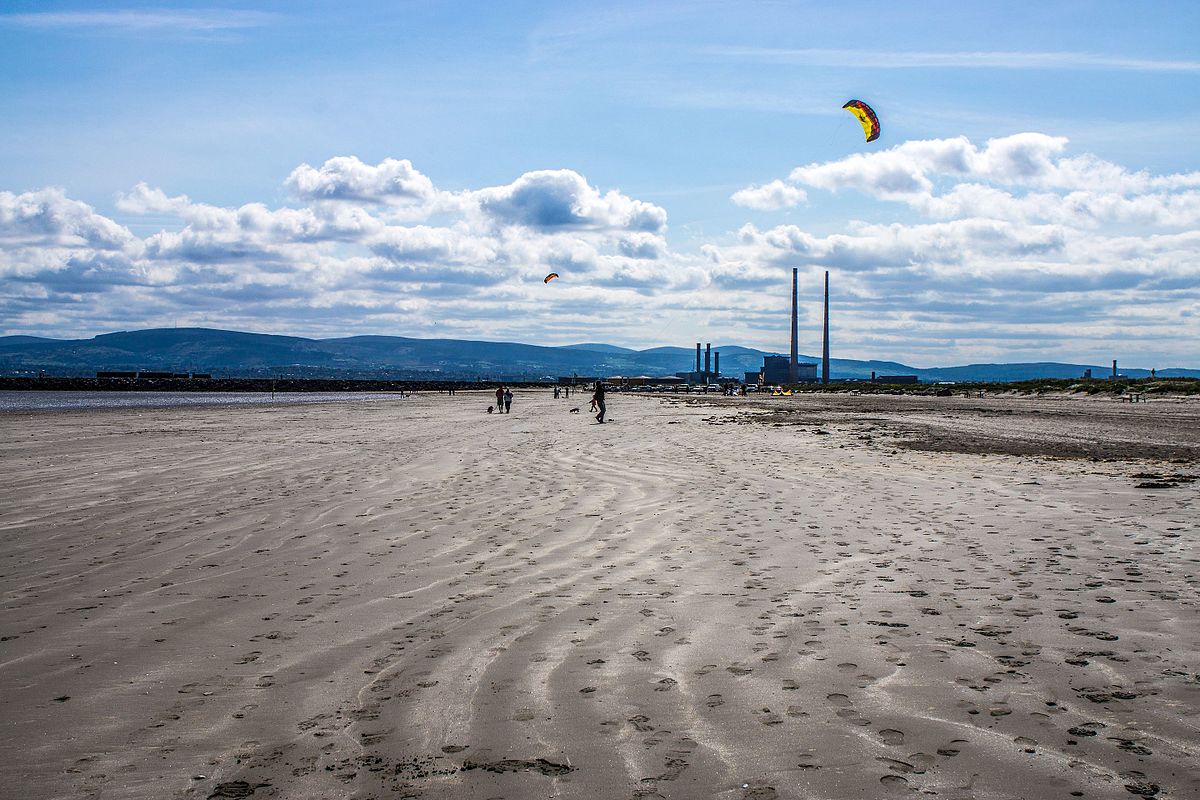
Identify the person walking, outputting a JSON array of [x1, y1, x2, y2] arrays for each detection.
[[495, 385, 504, 412], [503, 387, 513, 413], [593, 381, 606, 424]]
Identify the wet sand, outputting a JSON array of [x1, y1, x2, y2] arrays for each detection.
[[1, 392, 1198, 800]]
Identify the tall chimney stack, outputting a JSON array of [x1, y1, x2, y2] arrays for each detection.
[[790, 268, 799, 383], [714, 351, 720, 376], [1112, 359, 1117, 379], [696, 343, 701, 374], [705, 343, 711, 376], [821, 270, 830, 384]]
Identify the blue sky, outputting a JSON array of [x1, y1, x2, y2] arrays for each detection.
[[2, 1, 1198, 368]]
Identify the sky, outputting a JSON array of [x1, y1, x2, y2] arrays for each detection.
[[1, 1, 1198, 368]]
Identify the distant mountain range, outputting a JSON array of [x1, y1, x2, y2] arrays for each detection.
[[0, 328, 1195, 382]]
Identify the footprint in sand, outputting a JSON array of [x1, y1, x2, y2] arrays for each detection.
[[936, 738, 967, 757], [628, 714, 655, 732], [705, 694, 724, 708], [879, 729, 905, 745], [877, 757, 915, 774], [826, 693, 852, 707], [359, 729, 391, 745], [654, 678, 677, 692]]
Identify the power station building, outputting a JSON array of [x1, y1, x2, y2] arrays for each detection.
[[676, 342, 722, 385], [756, 268, 828, 385], [684, 269, 830, 387], [762, 356, 816, 384]]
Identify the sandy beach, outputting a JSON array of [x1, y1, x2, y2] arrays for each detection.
[[1, 390, 1198, 800]]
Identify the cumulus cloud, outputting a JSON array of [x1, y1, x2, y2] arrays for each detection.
[[369, 225, 497, 265], [731, 180, 807, 210], [116, 182, 192, 215], [723, 219, 1069, 274], [141, 201, 383, 264], [729, 132, 1200, 234], [3, 143, 1198, 366], [285, 156, 435, 203], [1, 188, 135, 250], [781, 133, 1072, 196], [617, 232, 667, 259], [473, 170, 667, 233]]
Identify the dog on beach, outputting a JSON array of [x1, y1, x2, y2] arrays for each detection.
[[569, 407, 580, 413], [487, 405, 494, 414]]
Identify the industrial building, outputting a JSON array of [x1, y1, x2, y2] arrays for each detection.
[[679, 269, 830, 388], [755, 268, 829, 385], [676, 342, 722, 385], [762, 356, 816, 384]]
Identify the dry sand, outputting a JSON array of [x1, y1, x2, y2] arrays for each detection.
[[1, 391, 1198, 800]]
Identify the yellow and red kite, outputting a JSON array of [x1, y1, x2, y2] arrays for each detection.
[[543, 272, 559, 284], [842, 100, 880, 143]]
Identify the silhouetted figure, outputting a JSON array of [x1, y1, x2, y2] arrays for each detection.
[[593, 381, 606, 423], [495, 386, 505, 413], [504, 388, 513, 413]]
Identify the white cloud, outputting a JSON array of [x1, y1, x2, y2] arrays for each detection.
[[780, 133, 1200, 199], [3, 143, 1198, 366], [140, 200, 383, 265], [0, 188, 136, 251], [725, 133, 1200, 232], [783, 134, 1070, 198], [285, 156, 436, 204], [369, 225, 497, 265], [731, 180, 807, 210], [617, 232, 667, 259], [116, 182, 191, 215], [473, 170, 667, 233]]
